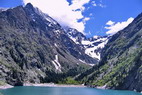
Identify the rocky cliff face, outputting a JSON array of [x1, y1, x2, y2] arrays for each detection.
[[76, 13, 142, 92], [0, 3, 98, 86]]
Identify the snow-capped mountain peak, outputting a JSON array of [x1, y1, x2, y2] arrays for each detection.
[[66, 28, 86, 44], [93, 35, 99, 39], [83, 36, 109, 60], [66, 28, 110, 60]]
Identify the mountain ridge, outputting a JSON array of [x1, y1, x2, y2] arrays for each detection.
[[1, 3, 140, 93], [66, 28, 110, 60], [76, 12, 142, 92], [0, 3, 99, 86]]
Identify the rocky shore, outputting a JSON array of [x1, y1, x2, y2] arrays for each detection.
[[24, 83, 86, 87], [0, 84, 13, 89]]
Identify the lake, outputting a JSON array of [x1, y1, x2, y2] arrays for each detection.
[[0, 86, 141, 95]]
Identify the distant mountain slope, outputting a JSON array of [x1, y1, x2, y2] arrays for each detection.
[[76, 13, 142, 92], [0, 3, 97, 86], [66, 28, 109, 61]]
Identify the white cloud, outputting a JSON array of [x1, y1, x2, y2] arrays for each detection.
[[23, 0, 91, 33], [98, 4, 106, 8], [106, 20, 115, 26], [91, 1, 97, 6], [91, 0, 106, 8], [89, 13, 93, 16], [105, 17, 134, 35], [83, 17, 90, 24], [85, 30, 91, 36], [70, 0, 90, 11]]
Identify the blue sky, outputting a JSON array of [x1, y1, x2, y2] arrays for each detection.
[[84, 0, 142, 36], [0, 0, 142, 37]]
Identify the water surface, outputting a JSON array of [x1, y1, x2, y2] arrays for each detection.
[[0, 86, 141, 95]]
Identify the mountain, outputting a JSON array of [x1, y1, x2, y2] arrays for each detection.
[[76, 13, 142, 92], [0, 3, 98, 86], [66, 28, 109, 61], [0, 8, 7, 12]]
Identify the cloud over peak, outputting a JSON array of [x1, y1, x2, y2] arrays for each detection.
[[105, 17, 134, 35], [23, 0, 91, 33]]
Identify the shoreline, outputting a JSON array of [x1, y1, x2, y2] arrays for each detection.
[[96, 85, 107, 89], [0, 84, 13, 89], [1, 83, 141, 93], [24, 83, 86, 88], [0, 83, 86, 89]]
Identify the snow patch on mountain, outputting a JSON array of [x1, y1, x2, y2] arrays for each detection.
[[79, 59, 86, 63], [84, 37, 108, 60], [45, 16, 57, 25], [52, 55, 61, 72], [66, 28, 109, 61], [69, 36, 80, 44], [81, 40, 92, 45], [66, 28, 86, 44]]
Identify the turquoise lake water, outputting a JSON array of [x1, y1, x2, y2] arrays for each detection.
[[0, 86, 141, 95]]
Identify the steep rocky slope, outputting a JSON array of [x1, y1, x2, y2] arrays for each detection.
[[76, 13, 142, 92], [0, 3, 98, 86]]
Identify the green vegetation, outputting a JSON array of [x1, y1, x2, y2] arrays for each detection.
[[78, 49, 142, 87], [0, 81, 6, 86], [76, 13, 142, 92], [59, 77, 80, 85]]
